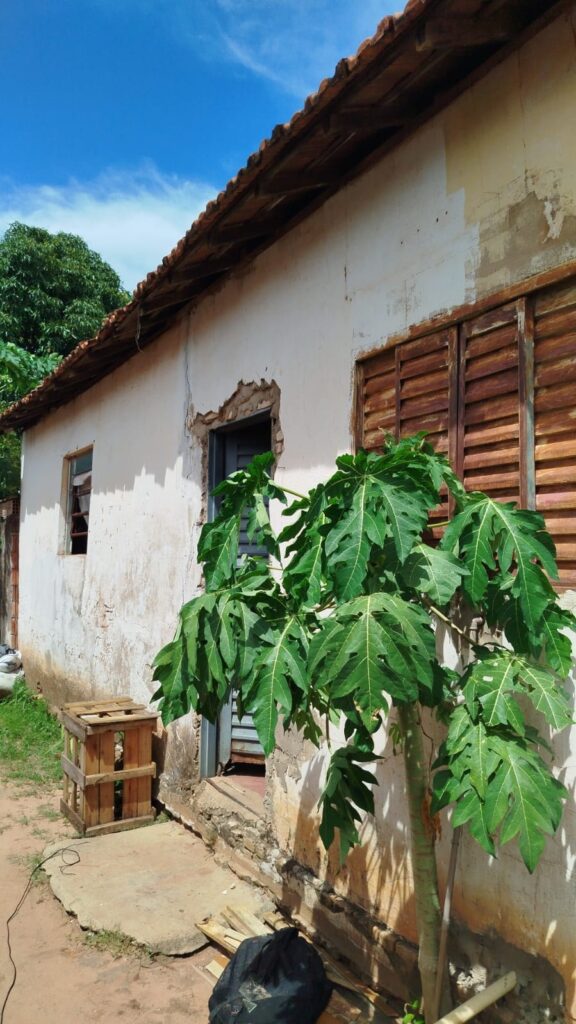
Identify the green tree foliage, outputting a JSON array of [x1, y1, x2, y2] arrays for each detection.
[[153, 437, 574, 1020], [0, 341, 60, 496], [0, 222, 130, 356], [0, 223, 130, 498]]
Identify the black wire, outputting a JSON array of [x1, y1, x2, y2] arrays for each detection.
[[1, 845, 81, 1024]]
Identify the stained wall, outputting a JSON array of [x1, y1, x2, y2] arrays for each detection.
[[18, 7, 576, 1016]]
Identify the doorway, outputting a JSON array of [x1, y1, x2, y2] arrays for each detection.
[[200, 414, 271, 785]]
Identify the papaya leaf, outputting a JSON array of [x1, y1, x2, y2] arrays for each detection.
[[442, 495, 556, 633], [490, 736, 566, 872], [319, 746, 378, 861], [515, 661, 574, 730], [324, 479, 387, 599], [242, 615, 308, 755], [198, 514, 240, 590], [539, 606, 576, 678], [283, 525, 325, 606], [400, 544, 468, 604]]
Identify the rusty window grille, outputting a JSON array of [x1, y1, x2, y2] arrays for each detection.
[[67, 448, 93, 555]]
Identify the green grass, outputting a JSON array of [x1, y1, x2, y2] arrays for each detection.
[[83, 929, 152, 961], [0, 680, 62, 785]]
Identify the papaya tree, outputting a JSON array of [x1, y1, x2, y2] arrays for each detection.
[[152, 436, 574, 1022]]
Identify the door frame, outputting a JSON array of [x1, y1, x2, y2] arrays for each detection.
[[200, 410, 271, 779]]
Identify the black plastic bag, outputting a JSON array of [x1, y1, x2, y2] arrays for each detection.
[[208, 926, 333, 1023]]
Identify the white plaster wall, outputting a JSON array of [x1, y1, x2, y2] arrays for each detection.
[[18, 6, 576, 1014], [19, 324, 200, 704]]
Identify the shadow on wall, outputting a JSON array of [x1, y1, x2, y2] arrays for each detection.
[[278, 720, 570, 1022]]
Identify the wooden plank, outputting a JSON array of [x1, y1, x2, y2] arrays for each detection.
[[83, 734, 100, 828], [62, 729, 71, 808], [60, 797, 86, 835], [71, 735, 79, 817], [79, 710, 157, 727], [65, 698, 137, 712], [205, 960, 226, 981], [223, 906, 271, 937], [85, 763, 156, 786], [416, 12, 518, 51], [61, 753, 86, 789], [464, 368, 519, 404], [534, 356, 576, 389], [518, 296, 535, 509], [196, 920, 242, 953], [258, 172, 334, 196], [137, 725, 154, 817], [398, 348, 449, 381], [58, 710, 89, 742], [400, 367, 448, 400], [84, 814, 155, 838], [122, 729, 140, 819], [99, 729, 115, 825], [329, 104, 416, 132], [85, 716, 158, 735]]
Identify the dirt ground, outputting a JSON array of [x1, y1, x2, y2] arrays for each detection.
[[0, 779, 218, 1024], [0, 779, 384, 1024]]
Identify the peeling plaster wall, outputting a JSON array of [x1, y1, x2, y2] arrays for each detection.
[[17, 8, 576, 1018], [18, 324, 201, 707]]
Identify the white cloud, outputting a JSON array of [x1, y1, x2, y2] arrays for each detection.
[[0, 165, 217, 292], [210, 0, 395, 98], [95, 0, 397, 100]]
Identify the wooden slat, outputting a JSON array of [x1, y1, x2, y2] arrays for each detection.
[[137, 724, 154, 817], [458, 305, 522, 504], [83, 735, 100, 828], [534, 279, 576, 585], [122, 731, 140, 819], [99, 730, 116, 824]]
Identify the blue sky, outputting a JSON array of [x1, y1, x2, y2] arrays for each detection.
[[0, 0, 397, 291]]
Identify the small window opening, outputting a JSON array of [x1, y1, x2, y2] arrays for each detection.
[[67, 448, 93, 554]]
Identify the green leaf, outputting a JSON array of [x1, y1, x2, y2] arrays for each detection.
[[319, 746, 378, 861], [400, 544, 468, 604], [464, 653, 523, 732], [371, 478, 429, 563], [491, 737, 565, 871], [284, 526, 325, 606], [515, 661, 573, 730], [325, 479, 387, 600], [198, 514, 240, 590], [442, 495, 556, 633], [464, 651, 572, 734], [311, 594, 435, 717], [243, 616, 308, 755], [539, 606, 576, 678]]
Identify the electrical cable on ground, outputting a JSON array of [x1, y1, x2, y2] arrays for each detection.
[[1, 845, 81, 1024]]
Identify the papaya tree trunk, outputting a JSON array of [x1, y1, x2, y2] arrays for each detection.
[[397, 702, 442, 1024]]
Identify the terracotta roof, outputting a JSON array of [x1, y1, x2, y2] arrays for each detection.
[[0, 0, 561, 432]]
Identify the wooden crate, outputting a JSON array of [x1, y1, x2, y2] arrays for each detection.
[[58, 698, 158, 837]]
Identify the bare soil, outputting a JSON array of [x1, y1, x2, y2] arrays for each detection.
[[0, 780, 215, 1024]]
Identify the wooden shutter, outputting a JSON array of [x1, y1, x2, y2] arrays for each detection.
[[358, 329, 455, 531], [533, 280, 576, 589], [359, 347, 397, 452], [457, 303, 528, 505], [359, 328, 456, 456]]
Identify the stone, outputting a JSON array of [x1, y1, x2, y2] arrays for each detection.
[[42, 821, 272, 955]]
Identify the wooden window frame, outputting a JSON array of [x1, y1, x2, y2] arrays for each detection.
[[65, 447, 93, 556]]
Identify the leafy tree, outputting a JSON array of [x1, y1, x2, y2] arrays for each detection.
[[0, 222, 130, 357], [152, 436, 574, 1022], [0, 222, 130, 497], [0, 341, 61, 496]]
